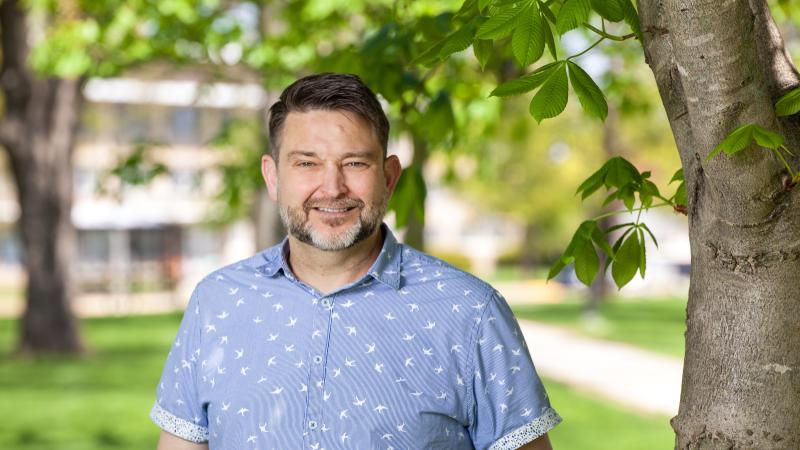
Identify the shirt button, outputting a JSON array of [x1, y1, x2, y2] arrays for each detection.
[[308, 420, 317, 430], [320, 298, 332, 308], [313, 355, 323, 364]]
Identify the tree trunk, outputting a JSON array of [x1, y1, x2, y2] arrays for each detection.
[[638, 0, 800, 447], [403, 133, 428, 250], [0, 0, 85, 354]]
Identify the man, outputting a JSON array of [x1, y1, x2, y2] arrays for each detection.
[[151, 73, 561, 450]]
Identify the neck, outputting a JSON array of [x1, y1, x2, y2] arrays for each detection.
[[286, 227, 385, 294]]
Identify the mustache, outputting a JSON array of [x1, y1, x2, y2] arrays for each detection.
[[304, 198, 365, 212]]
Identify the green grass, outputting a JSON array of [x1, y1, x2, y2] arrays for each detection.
[[545, 378, 673, 449], [513, 297, 688, 358], [0, 314, 180, 450], [0, 312, 674, 450]]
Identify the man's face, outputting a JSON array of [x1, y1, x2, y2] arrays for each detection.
[[262, 109, 401, 251]]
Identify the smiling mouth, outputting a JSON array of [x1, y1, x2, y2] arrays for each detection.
[[313, 207, 357, 213]]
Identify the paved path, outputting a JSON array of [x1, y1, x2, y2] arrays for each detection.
[[517, 319, 683, 417]]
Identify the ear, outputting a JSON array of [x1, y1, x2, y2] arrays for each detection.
[[262, 154, 279, 202], [383, 155, 402, 198]]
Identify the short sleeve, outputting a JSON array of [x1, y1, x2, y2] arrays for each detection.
[[149, 285, 210, 443], [467, 291, 561, 450]]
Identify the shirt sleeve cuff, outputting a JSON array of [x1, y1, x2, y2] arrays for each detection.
[[150, 402, 209, 443], [488, 407, 562, 450]]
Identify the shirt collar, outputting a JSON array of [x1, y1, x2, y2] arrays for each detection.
[[255, 223, 402, 290]]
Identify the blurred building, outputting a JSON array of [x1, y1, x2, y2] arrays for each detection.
[[0, 64, 270, 304]]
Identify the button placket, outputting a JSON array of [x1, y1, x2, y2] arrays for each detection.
[[304, 295, 333, 442]]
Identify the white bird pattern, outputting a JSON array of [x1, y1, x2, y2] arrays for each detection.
[[153, 237, 556, 448]]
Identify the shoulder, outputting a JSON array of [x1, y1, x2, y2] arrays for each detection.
[[191, 247, 279, 303], [398, 244, 497, 301]]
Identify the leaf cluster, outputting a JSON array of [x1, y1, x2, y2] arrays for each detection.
[[414, 0, 641, 123], [546, 156, 684, 289]]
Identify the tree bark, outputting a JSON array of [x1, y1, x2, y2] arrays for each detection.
[[638, 0, 800, 447], [403, 133, 428, 250], [0, 0, 85, 354]]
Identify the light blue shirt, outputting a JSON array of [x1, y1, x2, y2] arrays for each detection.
[[151, 225, 561, 449]]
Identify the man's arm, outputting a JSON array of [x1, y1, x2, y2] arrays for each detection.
[[517, 433, 553, 450], [156, 431, 209, 450]]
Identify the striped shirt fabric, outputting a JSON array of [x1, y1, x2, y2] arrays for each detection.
[[150, 224, 561, 449]]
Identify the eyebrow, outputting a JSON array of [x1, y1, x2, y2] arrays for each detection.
[[285, 150, 379, 160]]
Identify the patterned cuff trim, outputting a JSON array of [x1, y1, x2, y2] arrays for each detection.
[[488, 407, 563, 450], [150, 403, 209, 443]]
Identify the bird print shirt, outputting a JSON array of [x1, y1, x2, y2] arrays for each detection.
[[150, 224, 561, 449]]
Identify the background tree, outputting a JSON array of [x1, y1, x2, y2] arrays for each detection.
[[0, 0, 240, 353]]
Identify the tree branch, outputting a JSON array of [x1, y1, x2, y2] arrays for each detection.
[[749, 0, 800, 97]]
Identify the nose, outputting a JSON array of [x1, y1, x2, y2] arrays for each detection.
[[319, 163, 347, 197]]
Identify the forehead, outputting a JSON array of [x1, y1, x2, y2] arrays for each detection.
[[280, 109, 381, 159]]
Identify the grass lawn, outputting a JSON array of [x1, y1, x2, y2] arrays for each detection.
[[545, 378, 673, 449], [512, 297, 688, 358], [1, 313, 673, 449]]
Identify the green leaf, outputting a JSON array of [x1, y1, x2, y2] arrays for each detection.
[[611, 231, 640, 288], [567, 61, 608, 120], [621, 0, 643, 41], [412, 38, 448, 67], [387, 166, 427, 228], [669, 168, 684, 184], [708, 124, 754, 160], [511, 3, 545, 67], [543, 16, 558, 59], [479, 0, 495, 11], [776, 87, 800, 116], [591, 0, 624, 21], [575, 164, 607, 199], [574, 236, 600, 286], [602, 191, 619, 207], [752, 126, 784, 149], [539, 1, 557, 24], [556, 0, 591, 35], [605, 226, 634, 271], [705, 124, 783, 162], [458, 0, 480, 16], [674, 181, 687, 206], [529, 62, 568, 122], [590, 222, 616, 258], [473, 39, 493, 69], [547, 257, 568, 281], [604, 156, 641, 188], [639, 222, 659, 248], [619, 184, 635, 210], [476, 3, 530, 39], [637, 228, 647, 277], [640, 179, 659, 208], [439, 20, 479, 59], [604, 222, 636, 234], [490, 61, 562, 97]]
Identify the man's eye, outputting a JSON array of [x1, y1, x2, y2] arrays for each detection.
[[297, 161, 315, 167], [346, 161, 367, 167]]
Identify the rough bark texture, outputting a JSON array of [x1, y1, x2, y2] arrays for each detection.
[[637, 0, 800, 448], [0, 0, 84, 353]]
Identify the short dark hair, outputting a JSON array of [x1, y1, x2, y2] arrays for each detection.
[[267, 72, 389, 161]]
